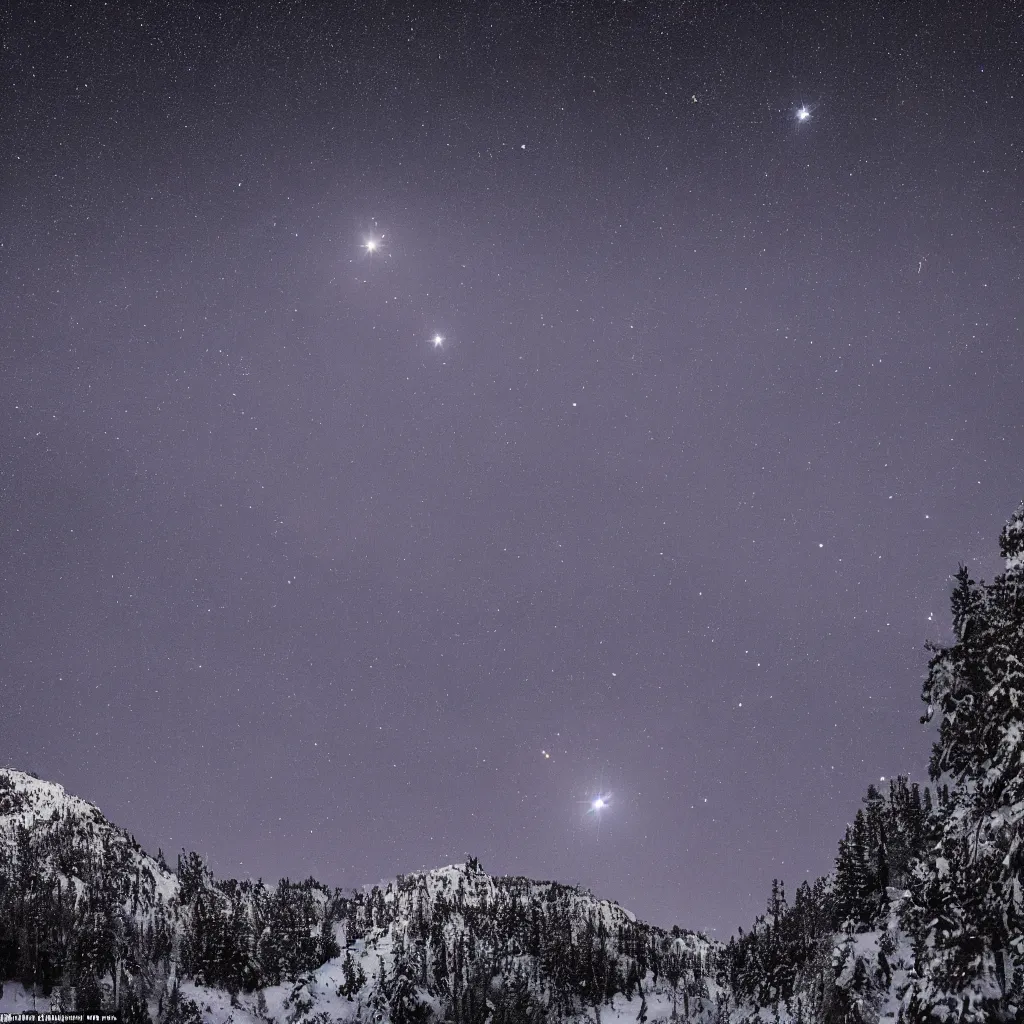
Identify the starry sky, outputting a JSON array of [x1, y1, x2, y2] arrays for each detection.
[[2, 1, 1022, 937]]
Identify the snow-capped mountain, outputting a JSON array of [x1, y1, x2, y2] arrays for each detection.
[[0, 767, 179, 902], [0, 767, 725, 1023]]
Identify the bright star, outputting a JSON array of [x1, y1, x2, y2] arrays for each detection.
[[364, 237, 380, 253], [431, 334, 444, 348], [796, 106, 811, 123], [592, 797, 606, 811]]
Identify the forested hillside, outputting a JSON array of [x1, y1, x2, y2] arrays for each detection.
[[711, 500, 1024, 1022]]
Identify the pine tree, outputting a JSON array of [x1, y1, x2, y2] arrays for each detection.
[[119, 987, 152, 1024], [334, 947, 364, 1000], [901, 499, 1024, 1020], [490, 967, 546, 1024], [834, 819, 870, 930], [175, 851, 210, 907], [664, 942, 684, 1021], [161, 981, 203, 1024]]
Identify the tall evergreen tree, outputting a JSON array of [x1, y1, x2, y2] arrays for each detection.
[[901, 499, 1024, 1021]]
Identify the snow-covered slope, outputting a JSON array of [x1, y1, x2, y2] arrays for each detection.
[[0, 766, 180, 907], [0, 767, 104, 825]]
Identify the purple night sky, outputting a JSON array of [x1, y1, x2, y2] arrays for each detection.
[[2, 2, 1021, 937]]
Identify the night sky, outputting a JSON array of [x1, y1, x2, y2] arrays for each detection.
[[2, 2, 1022, 937]]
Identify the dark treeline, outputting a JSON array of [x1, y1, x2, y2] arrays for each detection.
[[721, 775, 937, 1022], [719, 500, 1024, 1023]]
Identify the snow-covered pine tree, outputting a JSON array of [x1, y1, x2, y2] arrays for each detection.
[[834, 816, 870, 931], [664, 941, 684, 1021], [901, 499, 1024, 1020]]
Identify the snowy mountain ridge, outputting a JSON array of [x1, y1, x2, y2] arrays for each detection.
[[0, 766, 180, 908], [0, 767, 97, 823], [0, 766, 726, 1022]]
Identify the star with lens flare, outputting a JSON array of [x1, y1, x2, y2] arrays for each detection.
[[431, 334, 445, 349], [796, 106, 810, 123]]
